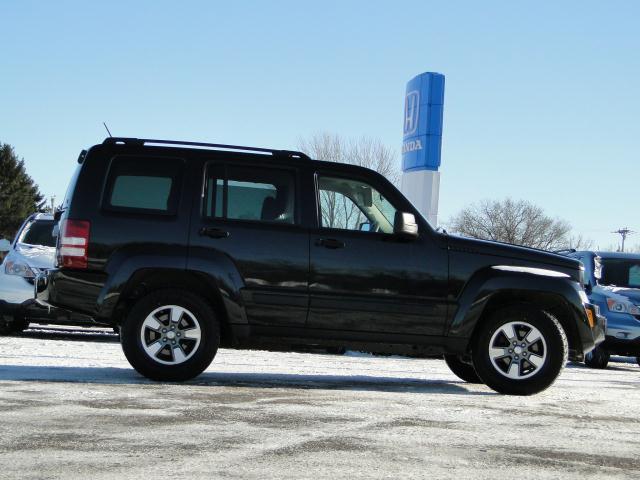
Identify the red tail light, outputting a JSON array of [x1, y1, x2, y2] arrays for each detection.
[[57, 220, 90, 269]]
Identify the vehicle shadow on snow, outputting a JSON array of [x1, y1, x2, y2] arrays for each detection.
[[0, 364, 492, 395]]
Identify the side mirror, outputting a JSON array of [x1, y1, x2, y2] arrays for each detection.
[[593, 256, 602, 281], [359, 221, 372, 232], [393, 211, 418, 239]]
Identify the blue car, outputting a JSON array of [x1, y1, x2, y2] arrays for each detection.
[[566, 251, 640, 368]]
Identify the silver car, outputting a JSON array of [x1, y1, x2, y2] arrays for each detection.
[[0, 213, 57, 333]]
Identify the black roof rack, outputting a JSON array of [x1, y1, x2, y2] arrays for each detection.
[[102, 137, 311, 161]]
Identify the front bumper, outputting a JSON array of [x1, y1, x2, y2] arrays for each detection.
[[601, 336, 640, 356], [0, 269, 49, 325], [0, 269, 36, 305], [572, 303, 606, 361], [600, 310, 640, 343]]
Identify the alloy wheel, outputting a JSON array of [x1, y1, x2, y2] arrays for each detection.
[[488, 321, 547, 380], [140, 305, 202, 365]]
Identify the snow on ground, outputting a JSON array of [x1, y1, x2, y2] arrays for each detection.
[[0, 327, 639, 479]]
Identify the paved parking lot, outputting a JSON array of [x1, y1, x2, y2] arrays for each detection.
[[0, 327, 639, 479]]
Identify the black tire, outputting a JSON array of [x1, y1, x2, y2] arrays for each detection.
[[0, 317, 28, 335], [584, 345, 610, 369], [120, 289, 220, 381], [472, 304, 568, 396], [444, 354, 482, 383]]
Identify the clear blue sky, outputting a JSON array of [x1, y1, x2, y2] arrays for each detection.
[[1, 0, 638, 248]]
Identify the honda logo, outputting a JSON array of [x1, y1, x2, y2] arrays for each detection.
[[404, 90, 419, 136]]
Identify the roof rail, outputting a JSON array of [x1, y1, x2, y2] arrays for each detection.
[[102, 137, 311, 161]]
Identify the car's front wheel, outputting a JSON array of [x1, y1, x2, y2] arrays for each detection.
[[120, 290, 220, 381], [472, 304, 568, 395], [584, 345, 610, 369], [0, 316, 28, 335], [443, 354, 482, 383]]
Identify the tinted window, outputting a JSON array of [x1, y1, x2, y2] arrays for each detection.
[[317, 176, 398, 233], [105, 156, 183, 213], [18, 220, 56, 247], [204, 165, 295, 224]]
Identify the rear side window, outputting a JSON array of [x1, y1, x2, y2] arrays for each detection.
[[104, 156, 183, 214], [204, 164, 296, 224]]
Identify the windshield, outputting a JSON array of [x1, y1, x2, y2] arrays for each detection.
[[18, 220, 56, 247], [599, 258, 640, 289]]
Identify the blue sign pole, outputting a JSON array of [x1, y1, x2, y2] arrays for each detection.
[[401, 72, 445, 225]]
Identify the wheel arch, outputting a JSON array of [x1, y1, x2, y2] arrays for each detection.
[[109, 268, 245, 347], [448, 268, 588, 359], [468, 291, 581, 356]]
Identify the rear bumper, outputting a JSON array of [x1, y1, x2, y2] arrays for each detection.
[[36, 268, 103, 318], [25, 272, 97, 326]]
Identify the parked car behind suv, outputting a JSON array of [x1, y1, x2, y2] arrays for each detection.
[[37, 137, 604, 395], [0, 213, 93, 333], [566, 250, 640, 368], [0, 213, 56, 333]]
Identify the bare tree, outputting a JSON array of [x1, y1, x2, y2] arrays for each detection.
[[298, 133, 399, 229], [297, 132, 400, 185], [562, 234, 594, 251], [448, 198, 587, 251]]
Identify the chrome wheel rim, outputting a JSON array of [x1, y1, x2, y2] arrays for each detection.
[[489, 321, 547, 380], [140, 305, 202, 365]]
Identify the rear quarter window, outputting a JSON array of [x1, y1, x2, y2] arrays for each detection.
[[103, 156, 184, 214]]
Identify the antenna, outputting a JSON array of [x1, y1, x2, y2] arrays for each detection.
[[612, 227, 634, 252], [103, 122, 113, 137]]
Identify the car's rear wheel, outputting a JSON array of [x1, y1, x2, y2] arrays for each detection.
[[472, 304, 568, 395], [584, 345, 610, 369], [444, 354, 482, 383], [120, 290, 219, 381]]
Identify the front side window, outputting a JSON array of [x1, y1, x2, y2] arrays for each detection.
[[204, 165, 296, 224], [105, 156, 183, 213], [317, 175, 398, 233]]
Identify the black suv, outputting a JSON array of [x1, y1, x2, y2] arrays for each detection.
[[37, 137, 604, 395]]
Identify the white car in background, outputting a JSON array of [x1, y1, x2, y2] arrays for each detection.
[[0, 213, 96, 334], [0, 213, 57, 333]]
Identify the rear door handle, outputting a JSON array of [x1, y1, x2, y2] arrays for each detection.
[[316, 238, 345, 249], [199, 227, 230, 239]]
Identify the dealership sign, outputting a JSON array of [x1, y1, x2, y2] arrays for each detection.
[[402, 72, 445, 172]]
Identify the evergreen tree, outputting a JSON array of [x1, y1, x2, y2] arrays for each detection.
[[0, 142, 44, 239]]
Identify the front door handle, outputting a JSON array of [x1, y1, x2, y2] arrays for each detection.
[[199, 227, 230, 239], [316, 238, 345, 249]]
